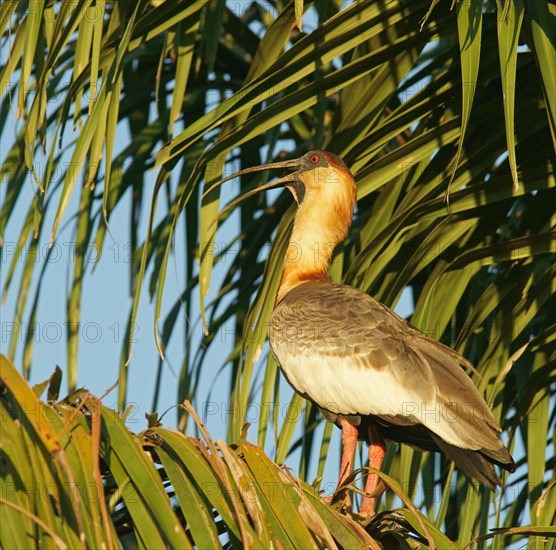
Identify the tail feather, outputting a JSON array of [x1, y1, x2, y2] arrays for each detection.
[[480, 444, 516, 472], [431, 434, 515, 489], [329, 413, 516, 489]]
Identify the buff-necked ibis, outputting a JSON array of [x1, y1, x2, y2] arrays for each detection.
[[203, 150, 516, 516]]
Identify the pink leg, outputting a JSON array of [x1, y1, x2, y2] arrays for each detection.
[[359, 425, 386, 516], [336, 417, 359, 506]]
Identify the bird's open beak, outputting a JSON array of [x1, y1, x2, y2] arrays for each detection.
[[201, 156, 304, 218]]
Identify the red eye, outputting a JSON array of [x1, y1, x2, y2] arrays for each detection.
[[310, 154, 319, 164]]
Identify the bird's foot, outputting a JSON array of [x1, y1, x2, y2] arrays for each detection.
[[357, 478, 386, 518], [358, 497, 376, 517]]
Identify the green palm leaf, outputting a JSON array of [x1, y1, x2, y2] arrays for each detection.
[[1, 0, 554, 546]]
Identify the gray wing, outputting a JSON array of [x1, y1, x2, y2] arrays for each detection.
[[269, 279, 511, 461]]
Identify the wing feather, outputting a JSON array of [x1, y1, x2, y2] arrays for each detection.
[[269, 279, 508, 456]]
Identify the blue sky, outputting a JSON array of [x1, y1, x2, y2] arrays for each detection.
[[2, 4, 525, 519], [0, 4, 430, 497], [0, 85, 414, 501]]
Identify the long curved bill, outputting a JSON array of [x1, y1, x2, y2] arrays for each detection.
[[201, 157, 304, 223], [201, 157, 302, 200], [216, 172, 301, 220]]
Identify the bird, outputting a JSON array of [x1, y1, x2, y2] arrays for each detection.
[[203, 150, 516, 516]]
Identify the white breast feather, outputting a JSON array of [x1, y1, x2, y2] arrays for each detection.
[[273, 346, 480, 450]]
